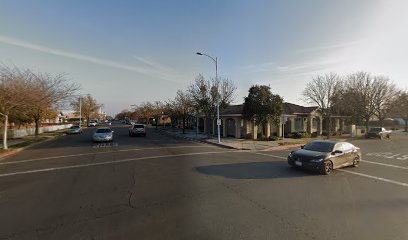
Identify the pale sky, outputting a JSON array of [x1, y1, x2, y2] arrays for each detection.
[[1, 0, 407, 115]]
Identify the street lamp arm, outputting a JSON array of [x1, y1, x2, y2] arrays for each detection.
[[196, 52, 217, 64]]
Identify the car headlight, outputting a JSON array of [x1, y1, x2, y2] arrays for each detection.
[[310, 158, 324, 163], [288, 151, 293, 158]]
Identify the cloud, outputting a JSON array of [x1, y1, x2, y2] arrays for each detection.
[[132, 55, 176, 74], [296, 39, 365, 54], [0, 35, 178, 83], [242, 61, 276, 73]]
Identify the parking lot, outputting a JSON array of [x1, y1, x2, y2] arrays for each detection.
[[0, 125, 407, 240]]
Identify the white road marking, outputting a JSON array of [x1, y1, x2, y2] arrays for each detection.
[[254, 152, 286, 159], [360, 160, 408, 170], [0, 150, 238, 178], [338, 169, 408, 188], [254, 152, 408, 188], [256, 152, 408, 171], [0, 145, 215, 166]]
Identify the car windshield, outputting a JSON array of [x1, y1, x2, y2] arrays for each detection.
[[369, 128, 382, 133], [70, 126, 79, 129], [303, 141, 335, 152], [134, 124, 144, 128], [96, 129, 111, 133]]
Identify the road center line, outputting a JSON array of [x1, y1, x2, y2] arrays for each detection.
[[0, 150, 238, 178], [0, 145, 214, 166]]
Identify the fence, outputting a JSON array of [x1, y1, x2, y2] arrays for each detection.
[[3, 124, 72, 139]]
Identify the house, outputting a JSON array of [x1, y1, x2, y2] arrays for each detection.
[[197, 102, 346, 139]]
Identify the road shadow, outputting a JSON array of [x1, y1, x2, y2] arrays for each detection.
[[195, 161, 316, 179]]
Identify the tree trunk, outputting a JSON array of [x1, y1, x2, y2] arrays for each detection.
[[35, 118, 40, 136], [405, 118, 408, 132], [365, 116, 370, 135]]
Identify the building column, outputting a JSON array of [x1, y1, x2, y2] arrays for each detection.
[[266, 120, 271, 138], [235, 118, 241, 138], [318, 116, 323, 135], [290, 117, 295, 133], [222, 118, 227, 137], [252, 120, 258, 140], [203, 118, 207, 134], [277, 119, 282, 137], [335, 118, 340, 132], [307, 116, 313, 134]]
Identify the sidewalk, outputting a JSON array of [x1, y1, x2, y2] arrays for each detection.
[[0, 130, 66, 159], [156, 127, 309, 150]]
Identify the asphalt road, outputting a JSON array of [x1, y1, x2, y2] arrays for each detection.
[[0, 124, 407, 240]]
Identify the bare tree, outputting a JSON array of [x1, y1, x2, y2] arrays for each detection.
[[168, 90, 194, 134], [342, 72, 397, 133], [188, 74, 236, 135], [0, 66, 33, 149], [371, 76, 399, 126], [390, 91, 408, 132], [71, 94, 100, 124], [303, 72, 342, 138], [27, 72, 79, 135]]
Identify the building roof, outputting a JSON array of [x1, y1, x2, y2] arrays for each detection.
[[220, 104, 244, 115], [219, 103, 319, 116], [282, 102, 318, 114]]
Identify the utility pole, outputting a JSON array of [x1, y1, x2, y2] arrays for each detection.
[[79, 96, 82, 127], [0, 113, 8, 150]]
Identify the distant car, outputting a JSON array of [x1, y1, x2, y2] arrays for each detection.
[[105, 122, 112, 126], [367, 127, 391, 139], [88, 121, 97, 127], [93, 127, 114, 142], [66, 125, 83, 134], [129, 124, 147, 137], [288, 140, 361, 175]]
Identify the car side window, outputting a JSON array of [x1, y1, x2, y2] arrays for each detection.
[[342, 143, 354, 153], [334, 143, 344, 152]]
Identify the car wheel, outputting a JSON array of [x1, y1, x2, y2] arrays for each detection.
[[353, 156, 360, 167], [322, 161, 333, 175]]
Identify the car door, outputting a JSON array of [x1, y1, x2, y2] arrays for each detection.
[[332, 143, 347, 168], [342, 142, 356, 165]]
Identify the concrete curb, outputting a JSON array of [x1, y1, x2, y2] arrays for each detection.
[[0, 148, 23, 159], [0, 134, 63, 161], [155, 128, 240, 150]]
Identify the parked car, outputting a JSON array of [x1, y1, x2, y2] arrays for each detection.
[[129, 124, 147, 137], [66, 125, 83, 134], [288, 140, 361, 175], [366, 127, 392, 139], [88, 120, 97, 127], [92, 128, 114, 142]]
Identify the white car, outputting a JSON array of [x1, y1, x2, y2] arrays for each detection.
[[88, 121, 97, 127], [66, 125, 83, 134], [92, 128, 114, 142]]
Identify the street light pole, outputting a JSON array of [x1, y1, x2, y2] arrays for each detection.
[[79, 96, 82, 127], [196, 52, 221, 144]]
